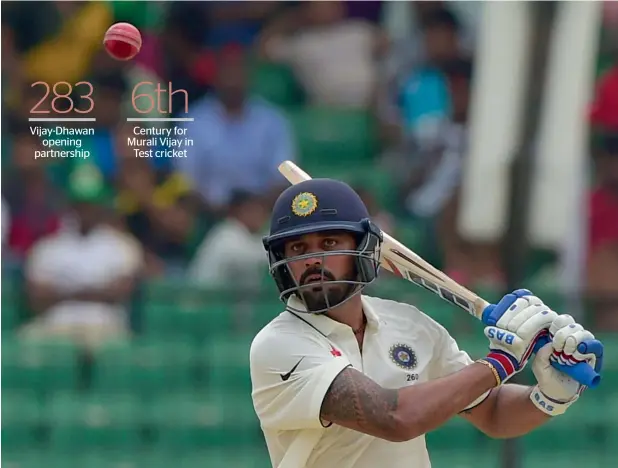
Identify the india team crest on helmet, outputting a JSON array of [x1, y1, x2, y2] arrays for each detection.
[[389, 343, 417, 370], [291, 192, 318, 217]]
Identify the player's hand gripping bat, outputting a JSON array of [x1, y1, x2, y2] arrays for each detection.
[[278, 160, 601, 388]]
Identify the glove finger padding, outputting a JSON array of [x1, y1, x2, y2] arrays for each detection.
[[515, 308, 558, 341], [564, 329, 595, 356], [502, 303, 547, 331], [495, 296, 544, 329], [552, 329, 597, 371], [549, 314, 576, 341], [551, 322, 582, 352]]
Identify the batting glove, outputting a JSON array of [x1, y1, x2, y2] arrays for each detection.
[[479, 289, 558, 385], [530, 314, 604, 416]]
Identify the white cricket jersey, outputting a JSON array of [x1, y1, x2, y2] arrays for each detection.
[[250, 294, 490, 468]]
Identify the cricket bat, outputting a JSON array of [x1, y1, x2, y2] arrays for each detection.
[[278, 160, 600, 388]]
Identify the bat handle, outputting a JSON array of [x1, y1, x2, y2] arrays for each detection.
[[533, 335, 601, 388]]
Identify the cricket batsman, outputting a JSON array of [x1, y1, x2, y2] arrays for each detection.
[[250, 179, 604, 468]]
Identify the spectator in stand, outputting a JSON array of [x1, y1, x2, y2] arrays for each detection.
[[188, 191, 268, 290], [205, 1, 288, 48], [587, 60, 618, 329], [345, 0, 384, 24], [1, 20, 24, 113], [77, 71, 129, 182], [2, 123, 64, 261], [22, 165, 143, 350], [380, 6, 470, 151], [381, 1, 478, 81], [142, 2, 231, 117], [401, 58, 472, 216], [396, 57, 503, 289], [590, 64, 618, 132], [115, 132, 203, 277], [3, 2, 112, 84], [259, 1, 388, 109], [178, 46, 295, 215], [602, 1, 618, 47], [587, 134, 618, 330], [89, 46, 166, 131]]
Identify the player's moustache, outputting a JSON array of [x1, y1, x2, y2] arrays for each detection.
[[300, 266, 336, 285]]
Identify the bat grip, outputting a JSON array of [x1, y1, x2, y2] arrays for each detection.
[[533, 336, 601, 388]]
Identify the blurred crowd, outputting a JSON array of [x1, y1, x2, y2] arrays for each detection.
[[1, 1, 618, 350]]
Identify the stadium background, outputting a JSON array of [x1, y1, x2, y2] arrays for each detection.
[[1, 1, 617, 467]]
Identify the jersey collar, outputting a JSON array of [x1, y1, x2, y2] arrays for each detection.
[[286, 295, 382, 337]]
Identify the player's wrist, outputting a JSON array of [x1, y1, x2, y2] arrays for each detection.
[[529, 385, 577, 416], [480, 351, 519, 385], [476, 359, 502, 387]]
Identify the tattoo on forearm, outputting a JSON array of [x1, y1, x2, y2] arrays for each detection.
[[320, 368, 399, 435]]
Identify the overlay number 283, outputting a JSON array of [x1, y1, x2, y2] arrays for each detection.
[[30, 81, 95, 114]]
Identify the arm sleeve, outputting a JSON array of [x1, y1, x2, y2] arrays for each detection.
[[250, 332, 351, 431], [430, 329, 474, 378], [429, 323, 491, 410]]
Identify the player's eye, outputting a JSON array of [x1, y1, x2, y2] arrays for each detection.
[[323, 238, 337, 249], [290, 243, 304, 253]]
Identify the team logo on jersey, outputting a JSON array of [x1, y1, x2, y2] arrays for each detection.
[[291, 192, 318, 217], [389, 343, 417, 370]]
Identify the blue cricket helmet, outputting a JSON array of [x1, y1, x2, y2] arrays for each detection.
[[263, 179, 383, 313]]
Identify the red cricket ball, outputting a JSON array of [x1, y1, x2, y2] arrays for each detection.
[[103, 22, 142, 61]]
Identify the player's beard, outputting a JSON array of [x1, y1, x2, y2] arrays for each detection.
[[298, 267, 357, 312]]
